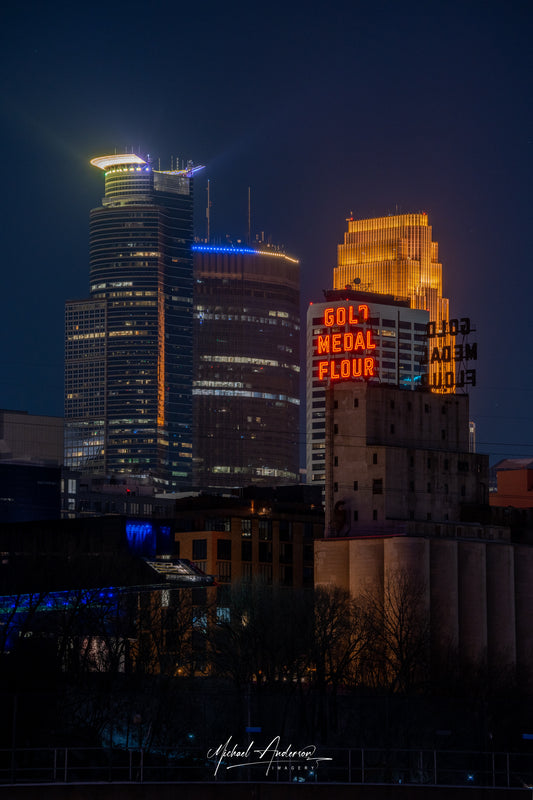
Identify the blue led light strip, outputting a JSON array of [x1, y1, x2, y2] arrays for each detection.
[[192, 245, 257, 256]]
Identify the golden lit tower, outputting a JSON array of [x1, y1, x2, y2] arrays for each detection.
[[334, 213, 451, 390], [335, 213, 448, 322]]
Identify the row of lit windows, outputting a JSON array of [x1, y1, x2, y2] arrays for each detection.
[[193, 388, 299, 405], [200, 355, 299, 372], [92, 291, 158, 299], [195, 380, 245, 389], [196, 311, 299, 329], [210, 465, 297, 478], [66, 332, 105, 342]]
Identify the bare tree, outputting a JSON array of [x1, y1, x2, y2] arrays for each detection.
[[361, 570, 430, 694], [300, 586, 365, 740]]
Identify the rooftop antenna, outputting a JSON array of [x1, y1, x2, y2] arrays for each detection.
[[206, 180, 211, 242], [247, 186, 251, 244], [158, 157, 161, 170]]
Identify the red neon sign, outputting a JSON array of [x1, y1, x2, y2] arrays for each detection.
[[315, 304, 377, 383]]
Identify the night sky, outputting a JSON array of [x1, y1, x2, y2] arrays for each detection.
[[0, 0, 531, 465]]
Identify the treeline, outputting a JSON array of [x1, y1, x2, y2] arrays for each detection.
[[0, 577, 529, 752]]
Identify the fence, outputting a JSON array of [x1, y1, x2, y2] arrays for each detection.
[[1, 746, 532, 788]]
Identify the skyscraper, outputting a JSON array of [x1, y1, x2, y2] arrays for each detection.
[[334, 213, 452, 391], [334, 213, 448, 322], [192, 243, 300, 489], [65, 153, 202, 489]]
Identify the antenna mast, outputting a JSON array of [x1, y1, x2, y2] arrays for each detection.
[[247, 186, 251, 244], [206, 180, 211, 242]]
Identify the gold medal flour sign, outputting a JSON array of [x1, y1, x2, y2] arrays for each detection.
[[315, 304, 377, 381]]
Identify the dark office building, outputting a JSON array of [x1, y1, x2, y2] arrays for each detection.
[[65, 154, 202, 490], [0, 409, 64, 521], [0, 463, 61, 522], [192, 244, 300, 489]]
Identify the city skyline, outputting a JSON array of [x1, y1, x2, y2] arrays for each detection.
[[0, 0, 531, 464]]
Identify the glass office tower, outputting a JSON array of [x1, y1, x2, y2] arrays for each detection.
[[192, 244, 300, 489], [65, 154, 201, 489]]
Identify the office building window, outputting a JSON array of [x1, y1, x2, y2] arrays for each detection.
[[259, 564, 272, 584], [217, 539, 232, 560], [280, 542, 293, 563], [217, 561, 232, 582], [192, 539, 207, 560], [258, 519, 272, 540], [259, 542, 272, 562], [279, 520, 292, 541], [303, 522, 314, 540], [206, 517, 231, 532], [280, 565, 293, 587]]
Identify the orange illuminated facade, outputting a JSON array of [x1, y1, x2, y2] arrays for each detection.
[[490, 459, 533, 509], [335, 213, 452, 392]]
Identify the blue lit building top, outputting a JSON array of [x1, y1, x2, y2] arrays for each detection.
[[192, 244, 299, 263]]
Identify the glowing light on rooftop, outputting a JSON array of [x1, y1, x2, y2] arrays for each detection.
[[90, 154, 147, 170], [192, 244, 299, 263], [156, 165, 205, 177]]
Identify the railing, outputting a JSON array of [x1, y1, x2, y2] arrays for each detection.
[[0, 746, 532, 787]]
